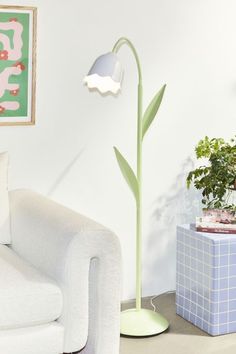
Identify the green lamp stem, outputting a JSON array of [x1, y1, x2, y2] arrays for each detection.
[[113, 37, 143, 311]]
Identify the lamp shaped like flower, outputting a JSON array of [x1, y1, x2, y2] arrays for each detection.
[[84, 52, 123, 94], [84, 37, 168, 337]]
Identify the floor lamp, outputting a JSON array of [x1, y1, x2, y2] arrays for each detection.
[[84, 37, 169, 336]]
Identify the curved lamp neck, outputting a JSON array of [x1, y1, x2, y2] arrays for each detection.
[[112, 37, 142, 84]]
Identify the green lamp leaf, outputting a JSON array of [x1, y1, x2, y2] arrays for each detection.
[[114, 147, 139, 202], [142, 84, 166, 139]]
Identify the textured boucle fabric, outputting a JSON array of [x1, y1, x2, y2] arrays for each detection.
[[0, 323, 64, 354], [10, 189, 122, 354], [0, 244, 63, 329]]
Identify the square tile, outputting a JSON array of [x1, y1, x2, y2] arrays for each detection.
[[229, 322, 236, 332], [176, 225, 236, 336], [229, 311, 236, 322]]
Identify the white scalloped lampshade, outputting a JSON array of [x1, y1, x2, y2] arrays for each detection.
[[84, 52, 123, 94]]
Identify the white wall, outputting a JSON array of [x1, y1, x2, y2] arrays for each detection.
[[1, 0, 236, 300]]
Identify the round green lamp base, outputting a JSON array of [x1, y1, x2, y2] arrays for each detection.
[[120, 308, 169, 337]]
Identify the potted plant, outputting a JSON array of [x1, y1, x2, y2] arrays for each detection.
[[187, 136, 236, 221]]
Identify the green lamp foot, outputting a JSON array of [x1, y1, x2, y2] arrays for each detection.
[[120, 308, 169, 337]]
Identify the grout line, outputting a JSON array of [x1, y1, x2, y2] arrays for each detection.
[[176, 304, 236, 327]]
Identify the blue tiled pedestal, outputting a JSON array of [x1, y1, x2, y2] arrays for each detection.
[[176, 225, 236, 335]]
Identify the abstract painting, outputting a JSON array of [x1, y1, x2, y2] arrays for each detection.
[[0, 6, 36, 125]]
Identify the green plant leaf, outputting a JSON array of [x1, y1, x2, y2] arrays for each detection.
[[142, 84, 166, 139], [114, 147, 139, 202], [186, 135, 236, 210]]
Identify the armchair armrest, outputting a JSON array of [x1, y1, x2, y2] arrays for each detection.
[[9, 189, 121, 354]]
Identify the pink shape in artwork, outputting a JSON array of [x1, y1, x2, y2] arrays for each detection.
[[0, 101, 20, 113], [0, 20, 23, 60], [0, 66, 23, 98]]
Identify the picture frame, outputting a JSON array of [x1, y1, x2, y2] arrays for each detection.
[[0, 5, 37, 126]]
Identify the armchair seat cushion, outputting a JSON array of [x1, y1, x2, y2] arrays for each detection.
[[0, 244, 63, 330]]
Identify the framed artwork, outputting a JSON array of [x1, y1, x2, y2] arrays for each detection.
[[0, 5, 37, 126]]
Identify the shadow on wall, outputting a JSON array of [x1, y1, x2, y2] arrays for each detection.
[[143, 156, 202, 296], [47, 150, 84, 197]]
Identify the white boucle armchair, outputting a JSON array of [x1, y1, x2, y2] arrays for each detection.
[[0, 189, 121, 354]]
